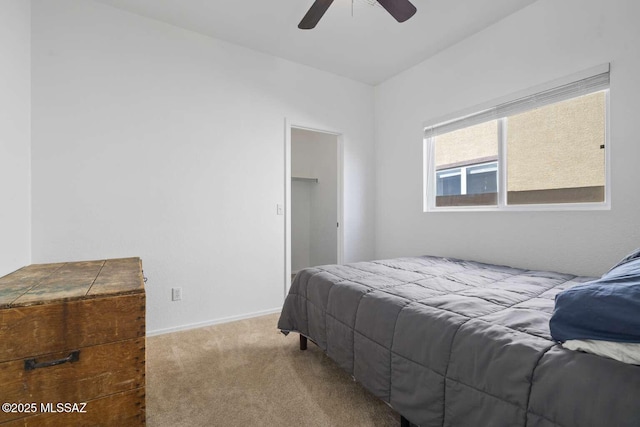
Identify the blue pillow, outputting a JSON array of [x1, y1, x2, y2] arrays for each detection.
[[606, 247, 640, 273], [550, 254, 640, 343]]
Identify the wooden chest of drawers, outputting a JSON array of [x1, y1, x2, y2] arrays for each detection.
[[0, 258, 146, 426]]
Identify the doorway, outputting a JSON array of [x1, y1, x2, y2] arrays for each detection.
[[285, 124, 343, 295]]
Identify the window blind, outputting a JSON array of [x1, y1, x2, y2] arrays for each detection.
[[424, 69, 610, 138]]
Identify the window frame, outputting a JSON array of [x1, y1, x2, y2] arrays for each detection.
[[423, 67, 611, 213]]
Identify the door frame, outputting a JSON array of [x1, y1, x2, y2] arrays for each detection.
[[284, 118, 344, 296]]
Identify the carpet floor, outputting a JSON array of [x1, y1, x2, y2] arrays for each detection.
[[146, 313, 400, 427]]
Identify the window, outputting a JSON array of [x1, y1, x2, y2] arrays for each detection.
[[424, 67, 609, 211], [436, 161, 498, 205]]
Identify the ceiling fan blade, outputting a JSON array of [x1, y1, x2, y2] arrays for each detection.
[[298, 0, 335, 29], [376, 0, 417, 23]]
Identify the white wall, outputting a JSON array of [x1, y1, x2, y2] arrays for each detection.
[[291, 129, 338, 271], [31, 0, 375, 334], [375, 0, 640, 277], [0, 0, 31, 277]]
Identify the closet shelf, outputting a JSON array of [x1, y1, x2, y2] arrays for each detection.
[[292, 176, 319, 183]]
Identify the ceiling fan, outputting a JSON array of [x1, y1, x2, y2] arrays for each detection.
[[298, 0, 417, 29]]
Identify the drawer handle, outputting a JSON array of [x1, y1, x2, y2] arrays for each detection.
[[24, 350, 80, 371]]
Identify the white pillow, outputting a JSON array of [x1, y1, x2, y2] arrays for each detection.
[[563, 339, 640, 365]]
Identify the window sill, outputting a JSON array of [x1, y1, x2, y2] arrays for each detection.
[[424, 201, 611, 213]]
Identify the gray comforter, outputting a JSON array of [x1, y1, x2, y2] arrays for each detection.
[[277, 256, 640, 426]]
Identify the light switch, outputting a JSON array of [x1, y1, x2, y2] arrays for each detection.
[[277, 204, 284, 215]]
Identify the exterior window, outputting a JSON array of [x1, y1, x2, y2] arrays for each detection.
[[436, 169, 461, 196], [467, 163, 498, 195], [424, 69, 609, 211], [436, 161, 498, 206]]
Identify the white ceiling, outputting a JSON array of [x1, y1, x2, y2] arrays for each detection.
[[94, 0, 537, 85]]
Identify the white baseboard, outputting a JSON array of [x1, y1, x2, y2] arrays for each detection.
[[146, 306, 283, 337]]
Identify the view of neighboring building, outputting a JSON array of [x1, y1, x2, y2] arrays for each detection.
[[433, 91, 606, 207]]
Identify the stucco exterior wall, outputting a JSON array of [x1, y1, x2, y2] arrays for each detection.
[[507, 91, 605, 191], [435, 120, 498, 168]]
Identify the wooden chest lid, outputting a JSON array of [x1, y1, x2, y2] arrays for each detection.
[[0, 257, 144, 308]]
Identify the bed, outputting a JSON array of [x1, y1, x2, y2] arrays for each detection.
[[277, 255, 640, 426]]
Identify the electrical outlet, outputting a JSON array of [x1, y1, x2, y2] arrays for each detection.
[[172, 287, 182, 301]]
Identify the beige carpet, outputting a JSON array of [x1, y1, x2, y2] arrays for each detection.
[[146, 313, 400, 427]]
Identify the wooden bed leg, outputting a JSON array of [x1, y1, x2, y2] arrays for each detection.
[[299, 334, 308, 350], [400, 415, 411, 427]]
